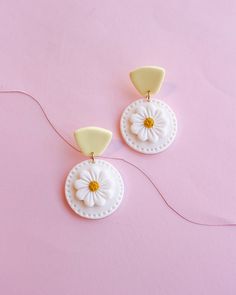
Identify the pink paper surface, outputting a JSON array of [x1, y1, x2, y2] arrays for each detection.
[[0, 0, 236, 294]]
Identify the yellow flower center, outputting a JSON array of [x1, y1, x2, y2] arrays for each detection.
[[88, 181, 100, 192], [144, 117, 154, 128]]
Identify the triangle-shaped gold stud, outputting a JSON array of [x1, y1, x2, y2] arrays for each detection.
[[130, 66, 165, 97], [74, 127, 112, 157]]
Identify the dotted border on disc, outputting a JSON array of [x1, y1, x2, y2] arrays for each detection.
[[65, 159, 124, 219], [120, 98, 177, 154]]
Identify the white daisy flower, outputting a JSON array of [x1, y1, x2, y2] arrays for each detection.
[[74, 166, 113, 207], [130, 103, 167, 142]]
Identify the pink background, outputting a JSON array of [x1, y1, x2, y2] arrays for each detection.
[[1, 0, 236, 294]]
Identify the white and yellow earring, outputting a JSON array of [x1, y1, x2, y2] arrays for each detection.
[[120, 66, 177, 154], [65, 127, 124, 219]]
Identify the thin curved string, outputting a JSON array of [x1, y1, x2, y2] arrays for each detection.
[[1, 89, 236, 227]]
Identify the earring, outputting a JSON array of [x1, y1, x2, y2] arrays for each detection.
[[65, 127, 124, 219], [120, 66, 177, 154]]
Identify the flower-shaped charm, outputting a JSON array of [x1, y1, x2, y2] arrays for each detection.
[[130, 103, 167, 142], [74, 167, 112, 207]]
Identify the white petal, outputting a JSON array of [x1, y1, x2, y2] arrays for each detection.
[[137, 127, 148, 141], [153, 109, 163, 120], [130, 113, 144, 123], [155, 117, 166, 128], [100, 178, 112, 190], [94, 193, 106, 206], [146, 104, 158, 117], [97, 170, 107, 183], [79, 169, 92, 182], [75, 187, 89, 200], [147, 129, 159, 142], [97, 189, 113, 200], [130, 123, 143, 135], [153, 126, 166, 137], [84, 192, 95, 207], [89, 166, 101, 181], [74, 179, 88, 190], [136, 106, 148, 117]]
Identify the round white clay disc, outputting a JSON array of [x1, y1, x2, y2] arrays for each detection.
[[120, 98, 177, 154], [65, 159, 124, 219]]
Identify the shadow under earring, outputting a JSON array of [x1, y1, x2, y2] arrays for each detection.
[[120, 66, 177, 154], [65, 127, 124, 219]]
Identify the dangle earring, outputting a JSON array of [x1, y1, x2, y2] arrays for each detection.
[[120, 66, 177, 154], [65, 127, 124, 219]]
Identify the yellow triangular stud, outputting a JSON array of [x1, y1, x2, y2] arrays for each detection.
[[74, 127, 112, 157], [130, 66, 165, 97]]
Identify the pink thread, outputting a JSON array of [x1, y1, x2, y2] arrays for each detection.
[[1, 89, 236, 227]]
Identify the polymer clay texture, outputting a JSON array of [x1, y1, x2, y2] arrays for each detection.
[[74, 127, 112, 156], [65, 159, 124, 219], [130, 66, 165, 97], [120, 98, 177, 154]]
